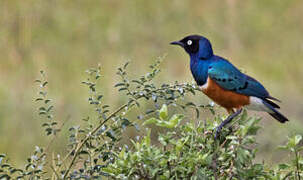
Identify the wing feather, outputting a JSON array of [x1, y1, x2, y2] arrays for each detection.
[[208, 59, 270, 99]]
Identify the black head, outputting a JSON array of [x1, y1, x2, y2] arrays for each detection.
[[170, 35, 214, 59], [170, 35, 202, 54]]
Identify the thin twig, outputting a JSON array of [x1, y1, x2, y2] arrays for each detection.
[[46, 115, 71, 153], [211, 142, 219, 180], [50, 164, 60, 180], [61, 83, 198, 178], [62, 103, 128, 179], [296, 151, 301, 180]]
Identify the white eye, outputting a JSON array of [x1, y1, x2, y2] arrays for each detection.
[[187, 40, 192, 45]]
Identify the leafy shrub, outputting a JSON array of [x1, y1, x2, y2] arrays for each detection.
[[0, 60, 302, 179]]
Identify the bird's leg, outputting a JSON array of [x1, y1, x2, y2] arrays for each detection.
[[214, 108, 243, 139]]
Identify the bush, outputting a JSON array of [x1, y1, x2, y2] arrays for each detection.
[[0, 60, 302, 179]]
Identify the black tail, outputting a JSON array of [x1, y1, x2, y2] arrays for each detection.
[[263, 100, 289, 123], [268, 111, 289, 123], [263, 98, 280, 109]]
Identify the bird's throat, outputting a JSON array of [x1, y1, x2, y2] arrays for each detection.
[[189, 55, 209, 86]]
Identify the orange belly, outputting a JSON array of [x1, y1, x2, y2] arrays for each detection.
[[200, 77, 249, 113]]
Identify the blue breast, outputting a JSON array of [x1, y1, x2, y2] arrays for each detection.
[[189, 54, 211, 86]]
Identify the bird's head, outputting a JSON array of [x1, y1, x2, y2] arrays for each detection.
[[170, 35, 214, 59]]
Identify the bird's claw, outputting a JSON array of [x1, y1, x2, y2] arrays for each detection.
[[214, 109, 243, 140], [214, 125, 223, 140]]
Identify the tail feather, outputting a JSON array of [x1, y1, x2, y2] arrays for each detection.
[[268, 111, 288, 123], [262, 100, 289, 123], [267, 96, 281, 102], [263, 98, 280, 109]]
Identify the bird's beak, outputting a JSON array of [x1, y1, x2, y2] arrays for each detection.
[[170, 41, 184, 47]]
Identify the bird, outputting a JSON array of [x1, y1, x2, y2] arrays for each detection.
[[170, 35, 288, 138]]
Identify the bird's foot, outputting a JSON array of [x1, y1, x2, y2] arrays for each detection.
[[214, 108, 243, 140], [214, 124, 224, 140]]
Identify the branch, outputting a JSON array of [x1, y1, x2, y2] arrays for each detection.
[[62, 103, 128, 179], [62, 82, 197, 178]]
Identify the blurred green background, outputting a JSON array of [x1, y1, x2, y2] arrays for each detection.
[[0, 0, 303, 166]]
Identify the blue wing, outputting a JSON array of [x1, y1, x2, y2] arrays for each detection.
[[208, 58, 270, 99]]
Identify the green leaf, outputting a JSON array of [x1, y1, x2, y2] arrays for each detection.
[[197, 153, 210, 165], [166, 114, 184, 128], [42, 81, 48, 87], [106, 130, 117, 141], [287, 135, 300, 150], [39, 107, 46, 111], [0, 175, 10, 179], [159, 104, 168, 120], [175, 136, 189, 154], [144, 129, 151, 147], [278, 163, 290, 170], [41, 123, 49, 127], [44, 99, 51, 104], [118, 87, 128, 91], [97, 95, 103, 100], [114, 83, 125, 87], [121, 118, 131, 129], [123, 62, 129, 69], [144, 114, 184, 129], [158, 135, 167, 146], [295, 135, 302, 145], [185, 102, 196, 107], [47, 105, 53, 112], [278, 145, 288, 150], [101, 167, 116, 176], [143, 118, 159, 126]]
